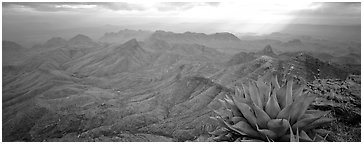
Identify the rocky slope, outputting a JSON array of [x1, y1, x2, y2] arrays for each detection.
[[65, 39, 152, 76], [307, 75, 361, 142], [2, 31, 360, 142], [278, 52, 351, 82], [2, 35, 229, 141]]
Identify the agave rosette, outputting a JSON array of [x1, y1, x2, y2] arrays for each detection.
[[210, 72, 334, 142]]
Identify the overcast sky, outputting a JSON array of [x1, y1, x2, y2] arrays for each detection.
[[2, 1, 361, 47]]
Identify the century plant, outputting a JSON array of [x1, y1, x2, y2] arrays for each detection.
[[210, 72, 334, 142]]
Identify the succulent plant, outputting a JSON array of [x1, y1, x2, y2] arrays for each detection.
[[210, 72, 334, 142]]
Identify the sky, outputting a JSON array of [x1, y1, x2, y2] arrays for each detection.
[[2, 1, 361, 47]]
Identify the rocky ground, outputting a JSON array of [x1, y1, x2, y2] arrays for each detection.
[[307, 75, 361, 142]]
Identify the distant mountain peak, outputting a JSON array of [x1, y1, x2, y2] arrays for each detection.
[[69, 34, 93, 42], [263, 45, 273, 52], [151, 30, 240, 42], [152, 30, 174, 36], [75, 34, 88, 37], [66, 38, 150, 76], [183, 31, 207, 36], [257, 44, 276, 57], [123, 39, 139, 47], [115, 39, 145, 54], [44, 37, 67, 47], [100, 29, 152, 44], [67, 34, 97, 48], [210, 32, 240, 41]]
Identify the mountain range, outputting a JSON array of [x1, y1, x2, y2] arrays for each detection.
[[2, 29, 360, 142]]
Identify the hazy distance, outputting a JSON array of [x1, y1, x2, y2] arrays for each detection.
[[2, 2, 361, 47]]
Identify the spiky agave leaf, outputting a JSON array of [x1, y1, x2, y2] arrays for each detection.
[[279, 132, 318, 142], [289, 94, 316, 124], [276, 83, 288, 109], [271, 73, 281, 90], [285, 79, 294, 106], [267, 119, 290, 137], [231, 90, 247, 105], [285, 125, 317, 142], [299, 130, 313, 141], [256, 77, 270, 107], [233, 101, 258, 129], [210, 72, 333, 142], [256, 124, 278, 140], [292, 83, 305, 101], [227, 120, 261, 138], [250, 102, 271, 129], [291, 110, 331, 132], [241, 82, 252, 103], [301, 117, 335, 131], [275, 92, 315, 124], [265, 90, 281, 119], [313, 134, 326, 142], [223, 96, 243, 117], [231, 116, 246, 124], [248, 81, 263, 108], [276, 103, 293, 120], [289, 125, 298, 142]]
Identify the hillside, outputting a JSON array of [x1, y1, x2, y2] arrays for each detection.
[[277, 52, 351, 82], [2, 41, 28, 65], [45, 37, 68, 47], [65, 39, 152, 76], [2, 30, 361, 142]]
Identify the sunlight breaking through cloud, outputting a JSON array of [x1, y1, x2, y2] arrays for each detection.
[[2, 2, 360, 46], [54, 4, 97, 9]]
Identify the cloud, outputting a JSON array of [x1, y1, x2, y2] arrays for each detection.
[[2, 1, 360, 45], [3, 2, 98, 12], [2, 2, 147, 12], [321, 2, 360, 15], [289, 2, 361, 25], [294, 2, 360, 17], [92, 2, 146, 11], [323, 2, 360, 8], [205, 2, 220, 7], [156, 2, 220, 11]]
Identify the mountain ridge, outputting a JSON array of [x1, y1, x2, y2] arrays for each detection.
[[2, 29, 360, 142], [65, 39, 152, 76]]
